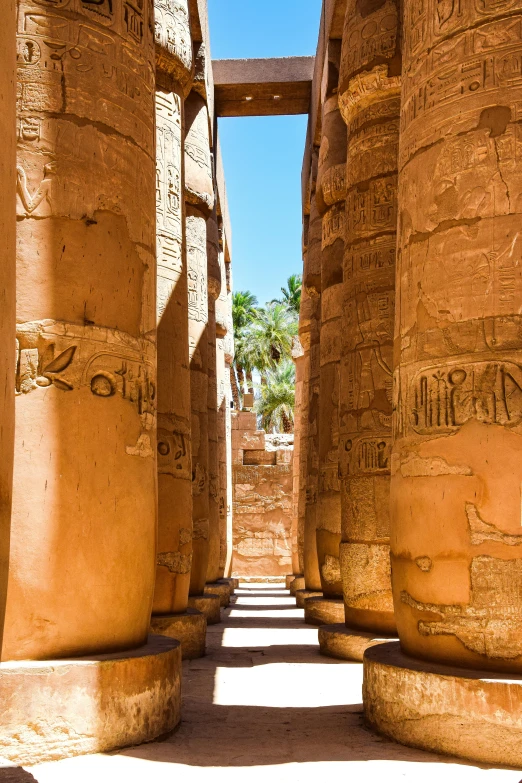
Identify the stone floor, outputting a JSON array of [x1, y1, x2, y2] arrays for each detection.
[[3, 583, 521, 781]]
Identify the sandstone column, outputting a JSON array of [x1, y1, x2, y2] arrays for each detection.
[[298, 154, 324, 607], [203, 210, 230, 607], [392, 0, 522, 670], [149, 0, 207, 661], [0, 0, 182, 758], [0, 0, 16, 648], [185, 92, 220, 624], [364, 1, 522, 764], [335, 0, 400, 651], [8, 0, 158, 661], [311, 91, 347, 625], [288, 342, 305, 588]]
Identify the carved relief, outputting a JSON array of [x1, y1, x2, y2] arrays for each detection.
[[402, 556, 522, 659], [154, 0, 192, 78], [157, 423, 191, 480], [16, 321, 155, 419], [156, 89, 182, 319], [186, 214, 208, 323], [409, 361, 522, 434]]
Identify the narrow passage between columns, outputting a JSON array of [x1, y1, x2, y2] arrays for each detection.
[[17, 586, 519, 782]]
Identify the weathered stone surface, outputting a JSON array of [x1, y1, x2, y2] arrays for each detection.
[[364, 642, 522, 767], [8, 0, 157, 660], [304, 596, 345, 626], [0, 636, 181, 765], [392, 0, 522, 673], [337, 0, 400, 638], [187, 594, 221, 625], [319, 623, 396, 662], [289, 575, 306, 595], [232, 419, 294, 577], [0, 0, 16, 653], [150, 609, 206, 660]]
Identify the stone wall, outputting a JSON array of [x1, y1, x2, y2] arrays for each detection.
[[232, 412, 294, 577]]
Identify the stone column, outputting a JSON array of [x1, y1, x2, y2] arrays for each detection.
[[337, 0, 400, 648], [393, 0, 522, 669], [223, 277, 235, 578], [365, 2, 522, 765], [0, 0, 16, 647], [153, 0, 193, 615], [0, 0, 181, 759], [204, 210, 231, 607], [185, 92, 220, 624], [299, 155, 324, 607], [313, 93, 347, 621], [9, 0, 158, 661], [216, 244, 232, 579], [288, 343, 305, 586], [149, 0, 208, 661]]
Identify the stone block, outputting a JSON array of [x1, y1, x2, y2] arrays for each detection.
[[188, 594, 222, 625], [232, 429, 266, 451], [318, 624, 397, 662], [296, 589, 323, 609], [204, 581, 231, 607], [236, 411, 257, 431], [304, 596, 344, 626], [364, 642, 522, 768], [243, 449, 276, 466], [150, 610, 206, 660], [0, 635, 181, 765], [289, 576, 305, 595]]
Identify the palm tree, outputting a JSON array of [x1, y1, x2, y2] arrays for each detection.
[[256, 360, 295, 433], [272, 274, 302, 315], [242, 302, 298, 380], [231, 291, 258, 408]]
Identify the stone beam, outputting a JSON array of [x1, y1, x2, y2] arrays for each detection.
[[212, 57, 314, 117]]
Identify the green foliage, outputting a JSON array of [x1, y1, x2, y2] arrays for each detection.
[[255, 360, 296, 434], [271, 274, 302, 315]]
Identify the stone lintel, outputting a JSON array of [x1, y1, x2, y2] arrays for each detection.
[[364, 641, 522, 767], [213, 57, 314, 117]]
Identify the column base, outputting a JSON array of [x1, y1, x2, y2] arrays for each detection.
[[204, 581, 231, 607], [364, 641, 522, 768], [150, 609, 206, 660], [0, 635, 181, 765], [318, 624, 397, 662], [217, 577, 237, 594], [285, 573, 301, 589], [304, 596, 344, 625], [289, 576, 305, 595], [295, 588, 323, 608], [188, 594, 222, 624]]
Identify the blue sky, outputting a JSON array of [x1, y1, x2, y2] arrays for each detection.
[[208, 0, 322, 307]]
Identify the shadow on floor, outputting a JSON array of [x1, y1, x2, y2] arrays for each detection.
[[0, 769, 38, 782]]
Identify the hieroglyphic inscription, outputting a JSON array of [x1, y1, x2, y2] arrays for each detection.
[[410, 361, 522, 434], [154, 0, 192, 76], [156, 89, 182, 319], [341, 0, 398, 77], [186, 213, 208, 323]]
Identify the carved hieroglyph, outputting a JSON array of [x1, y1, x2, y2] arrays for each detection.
[[153, 0, 194, 614], [316, 94, 346, 598], [392, 0, 522, 672], [338, 0, 400, 635], [6, 0, 156, 661], [0, 0, 16, 649]]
